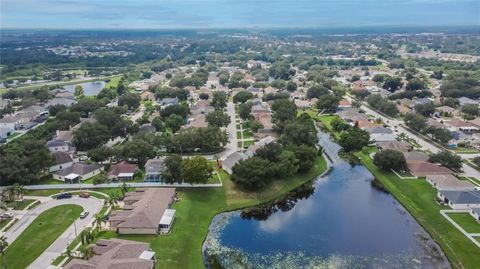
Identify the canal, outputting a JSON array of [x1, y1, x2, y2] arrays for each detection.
[[203, 132, 450, 269]]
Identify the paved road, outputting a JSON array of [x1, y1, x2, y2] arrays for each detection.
[[345, 95, 480, 179], [2, 196, 103, 269], [221, 101, 238, 159]]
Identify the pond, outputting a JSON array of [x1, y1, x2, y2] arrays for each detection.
[[203, 132, 450, 269], [63, 80, 106, 96]]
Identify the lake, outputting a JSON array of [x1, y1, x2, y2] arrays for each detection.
[[203, 132, 450, 269], [63, 80, 106, 96]]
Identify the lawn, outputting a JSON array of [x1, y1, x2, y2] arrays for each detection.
[[1, 204, 83, 269], [93, 155, 327, 269], [5, 199, 37, 210], [355, 150, 480, 269], [104, 76, 122, 88], [447, 213, 480, 234], [452, 147, 479, 154]]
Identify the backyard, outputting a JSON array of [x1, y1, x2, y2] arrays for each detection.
[[446, 213, 480, 234]]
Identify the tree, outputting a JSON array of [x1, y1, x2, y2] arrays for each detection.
[[165, 114, 184, 132], [0, 236, 7, 269], [373, 149, 407, 171], [286, 81, 297, 92], [151, 116, 164, 132], [73, 122, 110, 150], [233, 91, 254, 103], [269, 61, 294, 80], [425, 126, 452, 143], [280, 119, 318, 147], [238, 102, 252, 120], [461, 104, 480, 117], [231, 157, 273, 190], [249, 120, 263, 132], [406, 78, 425, 91], [404, 113, 427, 132], [211, 92, 227, 109], [74, 85, 84, 98], [275, 150, 299, 177], [331, 117, 351, 132], [429, 151, 462, 171], [121, 139, 155, 167], [442, 98, 459, 108], [316, 94, 340, 113], [87, 146, 113, 162], [93, 214, 106, 231], [48, 104, 67, 116], [180, 156, 213, 183], [160, 104, 189, 119], [286, 144, 318, 172], [372, 74, 386, 83], [271, 99, 297, 123], [382, 76, 403, 92], [163, 155, 183, 184], [306, 85, 329, 99], [255, 142, 283, 162], [415, 103, 435, 117], [71, 98, 103, 117], [118, 93, 141, 110], [206, 110, 231, 127], [338, 127, 370, 151]]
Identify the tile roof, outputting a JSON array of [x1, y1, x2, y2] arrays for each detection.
[[108, 161, 138, 177], [407, 161, 452, 177]]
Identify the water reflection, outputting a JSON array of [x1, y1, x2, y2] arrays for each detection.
[[203, 131, 450, 269], [63, 80, 106, 96]]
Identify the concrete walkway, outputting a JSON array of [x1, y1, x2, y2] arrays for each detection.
[[1, 196, 103, 269]]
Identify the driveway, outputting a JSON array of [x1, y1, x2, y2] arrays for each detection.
[[2, 196, 103, 269]]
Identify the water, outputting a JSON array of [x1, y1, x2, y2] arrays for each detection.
[[63, 80, 106, 96], [203, 132, 450, 269]]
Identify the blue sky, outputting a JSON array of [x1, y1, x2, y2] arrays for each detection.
[[1, 0, 479, 29]]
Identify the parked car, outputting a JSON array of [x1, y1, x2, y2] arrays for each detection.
[[56, 193, 72, 199], [79, 192, 90, 198], [80, 211, 89, 219], [0, 212, 14, 219]]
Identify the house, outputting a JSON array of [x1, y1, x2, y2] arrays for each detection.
[[0, 125, 14, 140], [468, 118, 480, 128], [337, 109, 369, 123], [52, 162, 103, 183], [185, 114, 208, 128], [426, 174, 475, 191], [191, 100, 214, 115], [470, 207, 480, 221], [413, 98, 432, 106], [245, 136, 276, 157], [157, 97, 179, 108], [144, 157, 166, 182], [364, 126, 392, 135], [109, 188, 176, 234], [46, 97, 76, 108], [138, 123, 156, 134], [407, 161, 452, 177], [436, 106, 455, 116], [437, 190, 480, 210], [107, 161, 138, 181], [370, 133, 397, 142], [459, 97, 479, 106], [404, 151, 429, 162], [222, 152, 247, 174], [376, 141, 412, 152], [445, 118, 479, 134], [141, 91, 156, 101], [49, 151, 74, 172], [64, 238, 155, 269], [338, 100, 352, 110], [294, 99, 311, 109], [46, 139, 73, 153]]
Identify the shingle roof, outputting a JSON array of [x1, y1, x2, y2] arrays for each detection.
[[53, 162, 103, 177], [376, 141, 412, 152], [222, 152, 247, 174], [64, 238, 154, 269], [110, 188, 175, 230], [407, 161, 452, 177], [46, 139, 68, 148], [404, 151, 429, 162], [52, 151, 73, 165], [427, 174, 475, 190], [108, 161, 138, 177], [440, 190, 480, 204]]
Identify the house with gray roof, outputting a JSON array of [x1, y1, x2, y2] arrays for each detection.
[[426, 174, 475, 191], [437, 190, 480, 210], [64, 238, 155, 269], [222, 152, 247, 174], [52, 162, 103, 183], [144, 157, 166, 182], [459, 97, 479, 106], [49, 151, 74, 172], [470, 207, 480, 221], [46, 97, 76, 108]]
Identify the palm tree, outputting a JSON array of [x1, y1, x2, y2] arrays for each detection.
[[13, 184, 26, 201], [0, 236, 8, 269], [63, 248, 72, 258], [93, 214, 106, 231], [120, 182, 130, 197], [80, 247, 93, 260]]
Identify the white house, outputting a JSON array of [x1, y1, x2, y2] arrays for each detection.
[[437, 190, 480, 210], [49, 151, 74, 172], [52, 162, 103, 183], [470, 208, 480, 221]]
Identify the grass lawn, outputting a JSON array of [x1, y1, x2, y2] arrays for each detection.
[[355, 150, 480, 269], [5, 199, 37, 210], [452, 147, 480, 154], [0, 219, 11, 230], [104, 76, 122, 88], [243, 140, 254, 147], [236, 131, 242, 138], [447, 213, 480, 234], [1, 205, 83, 269], [94, 155, 327, 269]]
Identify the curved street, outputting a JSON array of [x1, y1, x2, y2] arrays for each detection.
[[2, 195, 103, 269]]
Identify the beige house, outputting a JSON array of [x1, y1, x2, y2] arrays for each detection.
[[109, 188, 176, 234], [64, 238, 155, 269], [426, 174, 475, 191]]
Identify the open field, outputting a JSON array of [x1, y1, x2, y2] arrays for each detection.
[[1, 205, 83, 269], [356, 150, 480, 269]]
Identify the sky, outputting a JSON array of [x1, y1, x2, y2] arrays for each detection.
[[1, 0, 479, 29]]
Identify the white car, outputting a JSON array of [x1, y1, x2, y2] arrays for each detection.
[[0, 212, 14, 219], [79, 211, 89, 219]]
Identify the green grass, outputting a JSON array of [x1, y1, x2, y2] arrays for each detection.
[[104, 76, 122, 88], [5, 199, 37, 210], [243, 130, 253, 139], [452, 147, 480, 154], [447, 213, 480, 234], [236, 131, 242, 138], [0, 219, 11, 230], [95, 155, 327, 269], [0, 218, 18, 232], [355, 150, 480, 269], [1, 205, 83, 269]]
